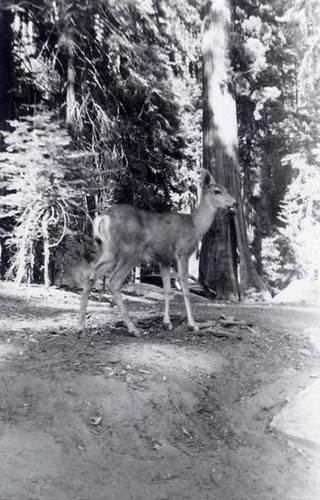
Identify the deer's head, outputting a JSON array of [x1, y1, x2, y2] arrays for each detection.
[[203, 170, 237, 211]]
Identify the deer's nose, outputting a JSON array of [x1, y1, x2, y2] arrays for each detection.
[[229, 201, 238, 213]]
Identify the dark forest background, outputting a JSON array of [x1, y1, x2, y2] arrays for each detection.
[[0, 0, 319, 299]]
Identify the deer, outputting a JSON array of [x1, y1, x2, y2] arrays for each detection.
[[78, 170, 237, 337]]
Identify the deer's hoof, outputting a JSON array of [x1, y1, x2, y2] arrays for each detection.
[[77, 326, 87, 339], [129, 328, 142, 338], [163, 321, 173, 331], [188, 323, 199, 332]]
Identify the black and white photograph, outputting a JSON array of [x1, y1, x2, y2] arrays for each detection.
[[0, 0, 320, 498]]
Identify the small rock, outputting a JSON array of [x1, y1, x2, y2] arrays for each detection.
[[91, 416, 102, 426], [271, 380, 320, 451]]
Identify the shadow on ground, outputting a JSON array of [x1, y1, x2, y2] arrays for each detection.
[[1, 283, 320, 500]]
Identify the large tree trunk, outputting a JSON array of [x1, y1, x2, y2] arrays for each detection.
[[0, 9, 14, 282], [199, 0, 266, 300], [0, 8, 14, 127], [57, 1, 76, 129]]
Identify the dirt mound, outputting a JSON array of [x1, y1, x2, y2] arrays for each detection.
[[1, 284, 320, 499]]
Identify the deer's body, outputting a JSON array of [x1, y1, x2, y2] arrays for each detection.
[[94, 206, 199, 266], [78, 171, 236, 336]]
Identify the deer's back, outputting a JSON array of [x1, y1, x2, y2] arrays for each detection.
[[95, 204, 198, 264]]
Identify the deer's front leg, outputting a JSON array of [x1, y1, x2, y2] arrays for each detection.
[[78, 255, 116, 336], [161, 264, 172, 330], [78, 274, 94, 336], [177, 255, 199, 332]]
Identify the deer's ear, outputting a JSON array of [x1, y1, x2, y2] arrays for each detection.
[[203, 169, 214, 189]]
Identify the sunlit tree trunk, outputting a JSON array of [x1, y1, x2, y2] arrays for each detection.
[[42, 211, 50, 290], [14, 208, 34, 285], [65, 39, 76, 127], [199, 0, 266, 300]]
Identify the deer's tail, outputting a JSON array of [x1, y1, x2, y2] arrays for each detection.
[[92, 215, 111, 246]]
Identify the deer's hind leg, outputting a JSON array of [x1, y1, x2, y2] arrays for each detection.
[[106, 257, 141, 337], [161, 264, 173, 330], [79, 246, 141, 336]]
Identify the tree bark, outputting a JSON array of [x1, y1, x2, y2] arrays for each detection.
[[42, 211, 50, 290], [15, 208, 33, 285], [200, 0, 266, 300], [0, 8, 14, 127], [65, 39, 76, 127], [57, 1, 76, 129]]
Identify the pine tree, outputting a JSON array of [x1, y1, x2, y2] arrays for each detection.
[[0, 112, 79, 285]]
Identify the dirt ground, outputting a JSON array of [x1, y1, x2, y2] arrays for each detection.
[[0, 282, 320, 500]]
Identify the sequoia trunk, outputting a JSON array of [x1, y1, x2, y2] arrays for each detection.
[[200, 0, 266, 299]]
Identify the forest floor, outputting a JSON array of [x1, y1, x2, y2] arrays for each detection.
[[0, 282, 320, 500]]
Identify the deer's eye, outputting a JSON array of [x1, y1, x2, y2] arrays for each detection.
[[214, 189, 222, 195]]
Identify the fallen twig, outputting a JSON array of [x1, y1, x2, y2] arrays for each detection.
[[207, 329, 243, 340], [220, 319, 245, 327]]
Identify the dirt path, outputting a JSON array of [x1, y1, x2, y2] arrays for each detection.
[[0, 283, 320, 500]]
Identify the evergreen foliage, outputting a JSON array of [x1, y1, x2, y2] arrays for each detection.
[[231, 0, 320, 288], [0, 112, 81, 283], [0, 0, 202, 284], [0, 0, 319, 291]]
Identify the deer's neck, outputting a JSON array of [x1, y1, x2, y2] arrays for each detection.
[[191, 194, 218, 239]]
